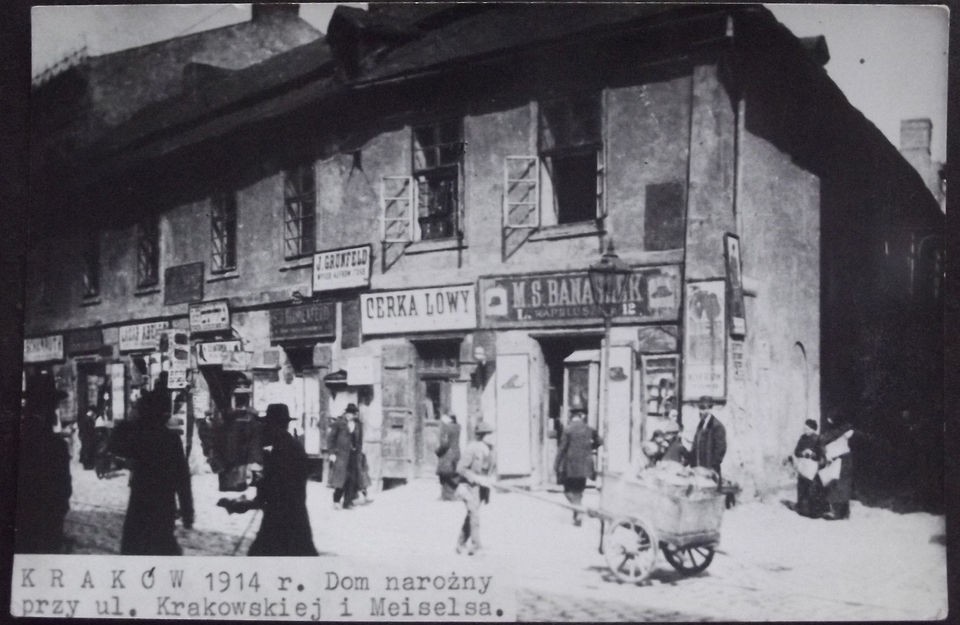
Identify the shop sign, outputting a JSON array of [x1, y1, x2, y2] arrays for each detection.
[[682, 280, 726, 400], [196, 340, 243, 366], [23, 335, 63, 363], [479, 266, 680, 329], [270, 301, 336, 342], [119, 321, 170, 352], [731, 339, 746, 382], [360, 284, 477, 335], [313, 244, 371, 292], [222, 350, 252, 371], [65, 328, 103, 355], [189, 299, 231, 333], [164, 262, 205, 306], [167, 362, 189, 389]]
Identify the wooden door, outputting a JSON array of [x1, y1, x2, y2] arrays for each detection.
[[381, 344, 416, 479], [417, 377, 451, 476], [495, 353, 532, 476]]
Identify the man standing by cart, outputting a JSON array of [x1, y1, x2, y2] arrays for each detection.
[[455, 422, 496, 555], [690, 397, 727, 483], [554, 406, 602, 526]]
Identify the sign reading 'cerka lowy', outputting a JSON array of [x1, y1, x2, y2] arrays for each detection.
[[361, 284, 477, 335], [313, 244, 372, 292]]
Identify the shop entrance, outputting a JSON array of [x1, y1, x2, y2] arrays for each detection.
[[536, 334, 602, 483], [413, 340, 461, 477]]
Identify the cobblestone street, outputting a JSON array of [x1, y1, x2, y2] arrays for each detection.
[[63, 460, 947, 621]]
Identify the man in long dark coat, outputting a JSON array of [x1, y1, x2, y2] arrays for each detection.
[[436, 413, 461, 500], [793, 419, 826, 517], [327, 403, 362, 509], [221, 403, 318, 555], [553, 407, 601, 526], [690, 396, 727, 483], [819, 412, 854, 520], [110, 388, 193, 555]]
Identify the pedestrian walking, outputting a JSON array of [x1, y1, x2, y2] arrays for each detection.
[[819, 411, 855, 520], [78, 407, 96, 470], [15, 375, 72, 554], [109, 388, 193, 555], [327, 403, 363, 509], [554, 407, 601, 525], [455, 422, 496, 555], [436, 413, 462, 501], [220, 403, 318, 556], [793, 419, 826, 518], [690, 396, 727, 483]]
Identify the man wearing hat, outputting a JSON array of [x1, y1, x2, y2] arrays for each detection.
[[793, 419, 825, 518], [327, 403, 363, 509], [454, 422, 496, 554], [554, 405, 601, 526], [220, 403, 318, 555], [690, 396, 727, 483]]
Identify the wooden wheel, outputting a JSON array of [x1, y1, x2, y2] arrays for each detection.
[[661, 543, 715, 575], [603, 518, 658, 583]]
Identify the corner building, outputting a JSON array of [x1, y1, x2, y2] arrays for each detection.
[[25, 5, 943, 497]]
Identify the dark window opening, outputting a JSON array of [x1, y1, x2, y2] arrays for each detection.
[[136, 218, 159, 288], [211, 191, 237, 273], [413, 120, 463, 241], [82, 232, 100, 298], [283, 164, 316, 259], [539, 92, 602, 225], [644, 181, 685, 251], [546, 151, 599, 224]]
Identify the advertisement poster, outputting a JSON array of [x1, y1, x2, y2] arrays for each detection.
[[724, 233, 747, 337], [682, 280, 726, 400]]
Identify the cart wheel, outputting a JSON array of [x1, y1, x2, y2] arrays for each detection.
[[603, 518, 658, 583], [661, 543, 715, 575]]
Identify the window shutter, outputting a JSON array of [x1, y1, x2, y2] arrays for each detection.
[[381, 176, 415, 243], [595, 148, 606, 219], [504, 156, 539, 228]]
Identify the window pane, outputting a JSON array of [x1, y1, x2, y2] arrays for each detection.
[[539, 93, 601, 152], [550, 152, 597, 224]]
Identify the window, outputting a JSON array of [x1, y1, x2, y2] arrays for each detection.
[[538, 93, 603, 225], [413, 120, 463, 240], [283, 164, 316, 258], [82, 230, 100, 298], [136, 217, 159, 288], [211, 191, 237, 273]]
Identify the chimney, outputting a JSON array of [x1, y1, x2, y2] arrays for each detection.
[[251, 3, 299, 22], [900, 118, 932, 155]]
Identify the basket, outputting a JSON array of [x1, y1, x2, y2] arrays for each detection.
[[600, 472, 725, 541]]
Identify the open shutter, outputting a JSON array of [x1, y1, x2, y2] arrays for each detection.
[[595, 148, 606, 219], [380, 176, 415, 243], [503, 156, 540, 228]]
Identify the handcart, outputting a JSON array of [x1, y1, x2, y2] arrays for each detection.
[[493, 470, 725, 584]]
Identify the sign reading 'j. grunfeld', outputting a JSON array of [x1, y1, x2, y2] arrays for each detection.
[[360, 284, 477, 335], [313, 244, 372, 292], [479, 265, 681, 328]]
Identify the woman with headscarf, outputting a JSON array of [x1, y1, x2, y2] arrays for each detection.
[[819, 411, 855, 520]]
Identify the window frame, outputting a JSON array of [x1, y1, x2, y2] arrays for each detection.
[[411, 119, 464, 241], [283, 164, 317, 260], [82, 229, 100, 298], [136, 217, 160, 289], [210, 190, 238, 274]]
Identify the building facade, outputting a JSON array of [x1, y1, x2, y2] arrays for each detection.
[[25, 5, 943, 497]]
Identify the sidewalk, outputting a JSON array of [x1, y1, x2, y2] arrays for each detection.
[[62, 465, 948, 621]]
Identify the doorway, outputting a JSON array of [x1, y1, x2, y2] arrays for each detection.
[[413, 340, 461, 476]]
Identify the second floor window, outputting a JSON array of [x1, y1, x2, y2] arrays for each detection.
[[136, 217, 159, 288], [211, 191, 237, 273], [82, 230, 100, 298], [413, 120, 463, 240], [283, 164, 316, 259]]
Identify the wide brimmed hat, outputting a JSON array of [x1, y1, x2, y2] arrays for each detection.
[[345, 403, 359, 414], [697, 396, 715, 409], [263, 403, 295, 425], [474, 422, 494, 435]]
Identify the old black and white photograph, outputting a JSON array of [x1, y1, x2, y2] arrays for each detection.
[[7, 1, 949, 621]]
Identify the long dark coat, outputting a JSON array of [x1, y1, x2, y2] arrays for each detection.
[[111, 423, 193, 555], [248, 430, 318, 556], [15, 418, 72, 553], [691, 414, 727, 479], [554, 420, 600, 480], [436, 421, 461, 476], [327, 416, 362, 489], [820, 425, 853, 505]]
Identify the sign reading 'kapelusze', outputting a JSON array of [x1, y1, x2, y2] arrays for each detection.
[[360, 285, 477, 335]]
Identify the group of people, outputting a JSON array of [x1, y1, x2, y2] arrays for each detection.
[[792, 413, 855, 520], [639, 396, 728, 481]]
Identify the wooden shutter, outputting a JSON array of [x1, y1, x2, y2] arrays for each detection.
[[380, 176, 415, 243], [503, 156, 540, 228]]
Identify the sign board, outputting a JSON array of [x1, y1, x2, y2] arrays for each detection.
[[360, 284, 477, 335], [23, 335, 63, 363], [189, 299, 231, 333], [682, 280, 726, 400], [313, 244, 372, 292], [347, 355, 379, 385], [167, 362, 189, 389], [270, 301, 336, 342], [108, 362, 125, 421], [65, 328, 103, 355], [163, 262, 205, 305], [222, 350, 252, 371], [119, 321, 170, 352], [479, 266, 680, 328], [724, 234, 747, 337], [195, 340, 243, 366]]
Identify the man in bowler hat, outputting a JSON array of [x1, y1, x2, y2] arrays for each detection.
[[554, 406, 601, 526], [327, 403, 363, 509], [220, 403, 317, 555], [690, 396, 727, 483]]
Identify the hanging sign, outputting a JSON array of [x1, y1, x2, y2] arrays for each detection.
[[313, 244, 372, 292], [23, 335, 64, 363], [167, 362, 189, 389], [196, 340, 243, 366], [189, 299, 231, 333], [682, 280, 726, 400], [360, 284, 477, 335], [119, 321, 170, 352], [479, 266, 680, 329]]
